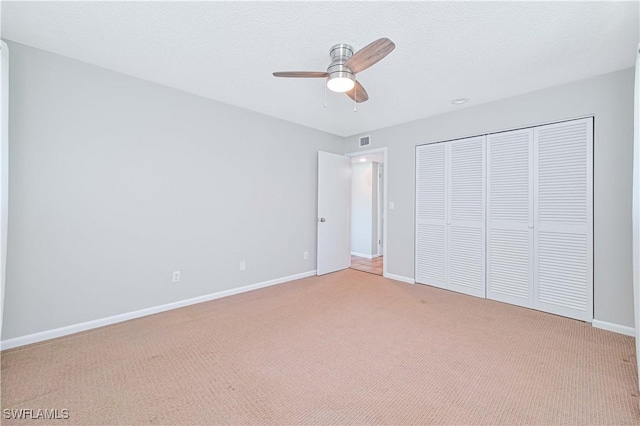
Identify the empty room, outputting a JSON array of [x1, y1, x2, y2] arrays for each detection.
[[1, 1, 640, 424]]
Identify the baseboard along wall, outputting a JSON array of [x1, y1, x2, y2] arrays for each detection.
[[384, 275, 635, 338], [351, 252, 375, 259], [2, 270, 632, 350], [383, 273, 415, 284], [0, 270, 317, 351], [592, 319, 635, 337]]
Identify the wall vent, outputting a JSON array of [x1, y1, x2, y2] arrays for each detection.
[[359, 135, 371, 148]]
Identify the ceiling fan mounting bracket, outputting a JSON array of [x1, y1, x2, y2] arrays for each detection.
[[329, 44, 354, 60]]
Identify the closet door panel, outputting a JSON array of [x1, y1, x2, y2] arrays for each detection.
[[487, 129, 534, 308], [488, 229, 531, 303], [415, 143, 447, 289], [534, 118, 593, 321], [447, 136, 486, 298]]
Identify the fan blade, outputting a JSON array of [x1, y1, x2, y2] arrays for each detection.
[[272, 71, 329, 78], [345, 38, 395, 74], [345, 81, 369, 103]]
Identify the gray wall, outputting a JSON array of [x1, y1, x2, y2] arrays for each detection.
[[3, 41, 635, 340], [345, 68, 636, 328], [351, 162, 374, 255], [2, 42, 343, 340]]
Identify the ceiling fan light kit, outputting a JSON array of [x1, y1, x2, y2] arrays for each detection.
[[326, 76, 355, 93], [326, 44, 355, 93], [272, 38, 395, 104]]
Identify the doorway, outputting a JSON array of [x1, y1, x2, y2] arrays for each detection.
[[347, 148, 386, 276]]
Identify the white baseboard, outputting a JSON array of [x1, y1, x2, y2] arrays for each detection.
[[592, 319, 635, 337], [0, 270, 317, 351], [351, 252, 374, 259], [384, 273, 415, 284]]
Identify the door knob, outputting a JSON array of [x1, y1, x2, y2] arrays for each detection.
[[318, 217, 326, 222]]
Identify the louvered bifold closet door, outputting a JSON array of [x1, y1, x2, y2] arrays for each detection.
[[487, 129, 534, 308], [415, 143, 446, 289], [447, 136, 486, 298], [534, 118, 593, 321]]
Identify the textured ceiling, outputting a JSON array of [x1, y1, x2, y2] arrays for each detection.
[[2, 1, 638, 137]]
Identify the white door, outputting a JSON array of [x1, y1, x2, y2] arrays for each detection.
[[533, 118, 593, 321], [415, 136, 485, 298], [447, 136, 486, 298], [415, 143, 447, 289], [487, 129, 534, 308], [317, 151, 351, 275]]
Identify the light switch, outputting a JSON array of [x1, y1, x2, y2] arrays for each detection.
[[389, 201, 395, 210]]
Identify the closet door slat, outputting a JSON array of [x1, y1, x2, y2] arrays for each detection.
[[534, 117, 593, 321], [487, 129, 534, 308], [446, 136, 486, 298], [415, 143, 447, 289]]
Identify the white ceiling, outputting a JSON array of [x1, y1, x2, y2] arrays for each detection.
[[2, 1, 638, 137]]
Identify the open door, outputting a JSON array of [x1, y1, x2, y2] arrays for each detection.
[[317, 151, 351, 275]]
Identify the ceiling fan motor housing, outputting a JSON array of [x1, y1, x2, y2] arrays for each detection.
[[327, 44, 355, 83]]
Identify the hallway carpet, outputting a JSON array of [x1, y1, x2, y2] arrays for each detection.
[[1, 269, 638, 424]]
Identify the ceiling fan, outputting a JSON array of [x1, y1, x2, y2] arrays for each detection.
[[272, 38, 395, 103]]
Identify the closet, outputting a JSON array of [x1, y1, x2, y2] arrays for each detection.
[[415, 117, 593, 322]]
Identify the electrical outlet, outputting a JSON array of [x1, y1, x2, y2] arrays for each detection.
[[304, 251, 309, 260], [239, 261, 246, 271], [172, 271, 181, 283]]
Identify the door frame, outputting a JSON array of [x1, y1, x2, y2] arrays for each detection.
[[345, 147, 388, 277], [377, 164, 384, 257], [0, 41, 8, 340]]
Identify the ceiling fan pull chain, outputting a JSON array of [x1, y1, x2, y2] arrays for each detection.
[[324, 82, 327, 108]]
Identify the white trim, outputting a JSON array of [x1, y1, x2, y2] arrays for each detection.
[[592, 319, 635, 337], [346, 147, 388, 277], [0, 270, 316, 351], [415, 114, 597, 148], [632, 42, 640, 390], [377, 163, 384, 257], [0, 41, 9, 342], [384, 273, 415, 284], [351, 251, 374, 259]]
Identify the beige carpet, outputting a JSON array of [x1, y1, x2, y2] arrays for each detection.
[[1, 269, 638, 425]]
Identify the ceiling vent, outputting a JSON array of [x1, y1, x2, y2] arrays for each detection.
[[359, 135, 371, 148]]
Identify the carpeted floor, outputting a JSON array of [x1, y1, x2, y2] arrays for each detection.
[[1, 269, 638, 425]]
